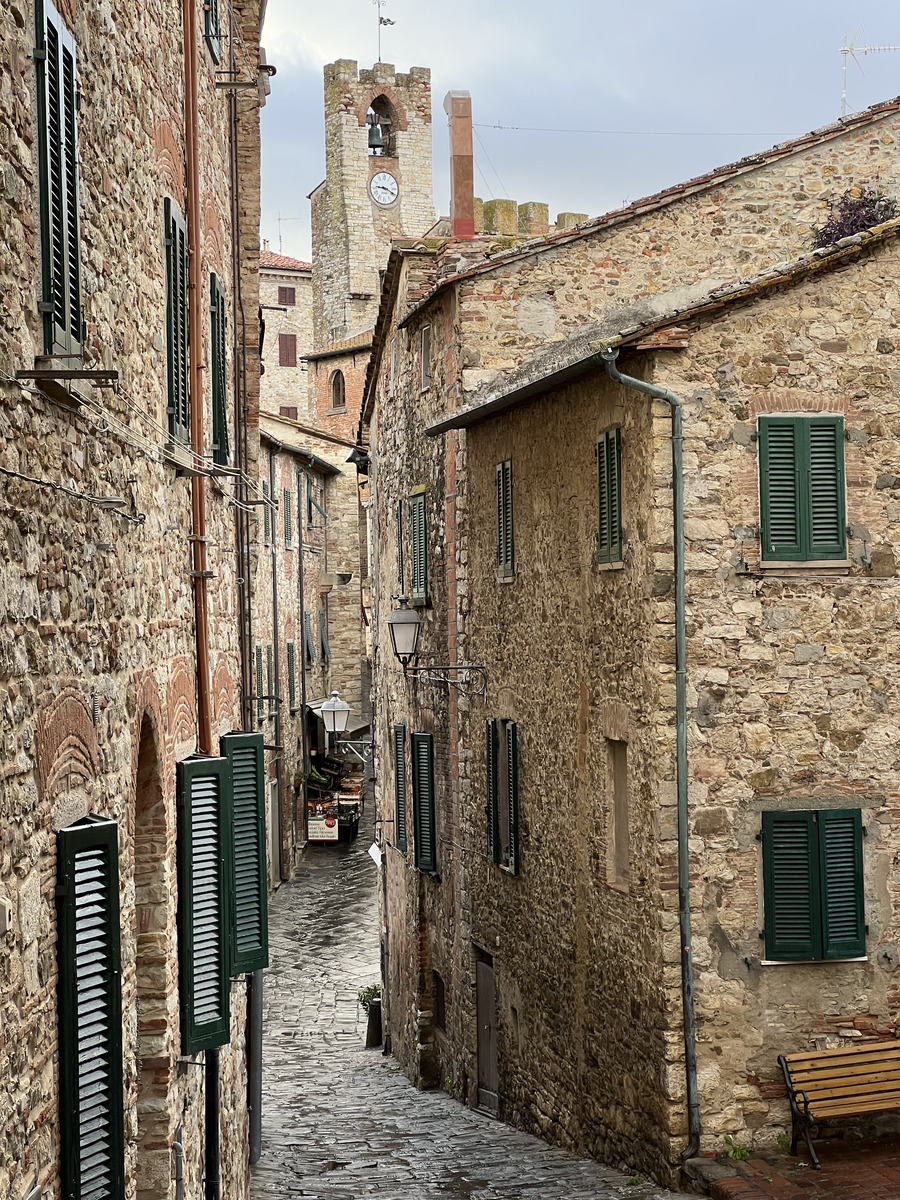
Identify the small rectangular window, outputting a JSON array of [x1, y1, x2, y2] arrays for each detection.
[[255, 645, 264, 722], [496, 460, 514, 578], [318, 609, 330, 661], [420, 325, 431, 391], [210, 274, 228, 466], [759, 416, 846, 561], [304, 612, 316, 664], [394, 723, 407, 853], [266, 644, 275, 716], [220, 731, 269, 974], [606, 739, 629, 888], [409, 492, 427, 603], [486, 719, 520, 874], [164, 200, 190, 443], [597, 428, 623, 564], [283, 489, 292, 547], [278, 285, 296, 306], [279, 333, 297, 367], [287, 642, 297, 712], [412, 731, 436, 871]]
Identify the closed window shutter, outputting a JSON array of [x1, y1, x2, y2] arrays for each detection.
[[177, 756, 232, 1053], [278, 333, 297, 367], [262, 482, 270, 545], [304, 612, 316, 663], [396, 500, 405, 590], [485, 719, 499, 864], [394, 723, 408, 853], [597, 429, 623, 564], [759, 418, 802, 560], [496, 461, 514, 578], [420, 325, 431, 389], [287, 642, 296, 711], [410, 493, 427, 602], [164, 199, 190, 442], [266, 644, 274, 716], [277, 286, 295, 306], [760, 417, 845, 560], [210, 274, 228, 465], [506, 721, 520, 875], [763, 810, 820, 961], [319, 609, 330, 660], [255, 645, 264, 721], [412, 732, 436, 871], [57, 818, 124, 1200], [204, 0, 221, 61], [808, 418, 846, 558], [38, 5, 82, 358], [284, 489, 292, 546], [220, 732, 268, 973], [819, 809, 865, 959]]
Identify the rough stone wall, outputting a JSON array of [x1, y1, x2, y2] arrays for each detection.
[[312, 59, 435, 346], [0, 0, 264, 1196], [260, 265, 314, 422]]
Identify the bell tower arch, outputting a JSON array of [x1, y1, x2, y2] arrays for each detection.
[[311, 59, 436, 347]]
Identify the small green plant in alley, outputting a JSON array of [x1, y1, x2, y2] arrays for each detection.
[[626, 1174, 643, 1186], [776, 1132, 790, 1150], [358, 983, 381, 1012], [723, 1133, 751, 1161]]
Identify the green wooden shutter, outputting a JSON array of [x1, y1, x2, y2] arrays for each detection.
[[762, 810, 820, 961], [394, 723, 408, 853], [210, 274, 228, 466], [808, 418, 846, 559], [177, 756, 232, 1053], [164, 199, 190, 442], [255, 645, 264, 721], [497, 461, 514, 578], [262, 482, 270, 545], [759, 418, 803, 560], [221, 732, 268, 973], [410, 493, 427, 602], [57, 817, 124, 1200], [506, 722, 521, 875], [597, 429, 623, 564], [204, 0, 221, 61], [819, 808, 865, 959], [287, 642, 296, 711], [284, 489, 292, 546], [396, 500, 405, 590], [304, 612, 316, 663], [412, 732, 436, 871], [266, 644, 274, 715], [485, 719, 499, 863], [37, 3, 82, 358], [319, 609, 330, 660]]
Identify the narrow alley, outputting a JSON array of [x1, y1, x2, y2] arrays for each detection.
[[250, 808, 688, 1200]]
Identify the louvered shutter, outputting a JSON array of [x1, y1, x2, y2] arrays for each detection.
[[262, 481, 270, 545], [497, 462, 514, 578], [204, 0, 221, 61], [221, 732, 268, 973], [410, 493, 427, 602], [57, 818, 124, 1200], [277, 286, 295, 306], [38, 4, 82, 358], [287, 642, 296, 711], [597, 429, 623, 564], [420, 326, 431, 389], [177, 756, 231, 1053], [396, 500, 405, 590], [319, 609, 330, 660], [412, 732, 436, 871], [279, 333, 297, 366], [266, 644, 274, 716], [164, 199, 190, 442], [210, 274, 229, 466], [763, 810, 820, 961], [485, 719, 499, 864], [820, 809, 865, 959], [255, 645, 264, 721], [506, 722, 521, 875], [759, 418, 802, 560], [808, 418, 846, 559], [304, 612, 316, 663], [393, 723, 408, 853], [284, 489, 292, 546]]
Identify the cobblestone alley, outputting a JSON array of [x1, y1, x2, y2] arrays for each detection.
[[250, 808, 689, 1200]]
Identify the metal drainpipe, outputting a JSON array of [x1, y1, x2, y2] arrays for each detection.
[[247, 969, 263, 1164], [268, 441, 288, 880], [600, 347, 700, 1161], [204, 1049, 220, 1200], [297, 476, 308, 849]]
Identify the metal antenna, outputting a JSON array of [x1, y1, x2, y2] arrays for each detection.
[[373, 0, 394, 63], [840, 32, 900, 118], [276, 213, 304, 255]]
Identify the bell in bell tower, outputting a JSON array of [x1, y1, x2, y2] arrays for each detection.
[[310, 60, 436, 348]]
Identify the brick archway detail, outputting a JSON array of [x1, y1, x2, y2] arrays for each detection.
[[212, 654, 235, 730], [35, 687, 99, 800], [167, 656, 196, 748], [355, 87, 409, 131]]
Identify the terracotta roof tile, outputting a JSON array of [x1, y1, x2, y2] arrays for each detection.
[[260, 250, 312, 271]]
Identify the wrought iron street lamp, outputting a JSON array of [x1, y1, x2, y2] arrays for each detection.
[[386, 596, 487, 696], [320, 690, 373, 761]]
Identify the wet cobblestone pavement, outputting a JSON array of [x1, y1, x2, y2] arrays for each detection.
[[251, 808, 690, 1200]]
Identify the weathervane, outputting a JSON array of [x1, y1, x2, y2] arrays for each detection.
[[840, 32, 900, 118], [373, 0, 395, 63]]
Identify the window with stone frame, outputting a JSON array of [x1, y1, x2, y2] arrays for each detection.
[[419, 325, 432, 391], [330, 369, 346, 409], [485, 718, 520, 874], [597, 428, 623, 564], [758, 415, 846, 562], [606, 739, 629, 888], [278, 333, 297, 367], [278, 285, 296, 306]]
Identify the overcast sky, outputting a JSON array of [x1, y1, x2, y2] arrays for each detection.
[[259, 0, 900, 262]]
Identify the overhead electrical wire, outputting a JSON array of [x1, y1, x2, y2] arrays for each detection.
[[474, 122, 787, 138]]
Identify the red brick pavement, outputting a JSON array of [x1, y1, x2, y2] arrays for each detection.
[[710, 1138, 900, 1200]]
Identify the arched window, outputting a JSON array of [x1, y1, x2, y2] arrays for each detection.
[[330, 370, 346, 409], [366, 95, 398, 157]]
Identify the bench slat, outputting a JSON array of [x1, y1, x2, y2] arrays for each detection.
[[810, 1095, 900, 1119], [783, 1043, 900, 1069], [789, 1067, 900, 1092], [802, 1079, 900, 1103]]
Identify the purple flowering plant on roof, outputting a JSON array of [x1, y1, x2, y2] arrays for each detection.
[[813, 186, 900, 249]]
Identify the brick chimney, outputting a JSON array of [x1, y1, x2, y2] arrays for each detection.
[[443, 91, 475, 239]]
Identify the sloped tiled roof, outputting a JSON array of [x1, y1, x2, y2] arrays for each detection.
[[260, 250, 312, 271]]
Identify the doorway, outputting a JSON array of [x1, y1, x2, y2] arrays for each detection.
[[475, 951, 498, 1114]]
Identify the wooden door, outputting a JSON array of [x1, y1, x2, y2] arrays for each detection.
[[476, 957, 499, 1113]]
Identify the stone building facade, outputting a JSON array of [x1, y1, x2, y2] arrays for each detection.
[[363, 98, 900, 1186], [0, 0, 270, 1197], [260, 250, 313, 423]]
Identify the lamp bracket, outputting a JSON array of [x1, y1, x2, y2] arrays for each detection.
[[404, 663, 487, 698], [336, 738, 374, 763]]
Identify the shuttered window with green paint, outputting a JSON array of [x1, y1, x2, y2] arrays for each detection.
[[220, 732, 268, 974], [287, 642, 297, 712], [57, 817, 125, 1200], [266, 644, 275, 716], [164, 199, 190, 443], [410, 492, 427, 603], [597, 428, 623, 564], [412, 732, 436, 871], [396, 500, 404, 590], [204, 0, 221, 61], [496, 461, 514, 578], [37, 2, 82, 359], [759, 416, 846, 561], [319, 609, 330, 661], [284, 489, 292, 547], [177, 756, 232, 1053], [762, 808, 865, 961], [210, 274, 228, 466], [486, 719, 521, 874], [255, 645, 264, 721], [304, 612, 316, 664], [485, 719, 499, 864], [394, 723, 408, 853]]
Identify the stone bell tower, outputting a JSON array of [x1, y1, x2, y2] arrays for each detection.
[[310, 60, 436, 348]]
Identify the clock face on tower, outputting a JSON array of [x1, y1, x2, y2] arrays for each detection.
[[370, 171, 399, 206]]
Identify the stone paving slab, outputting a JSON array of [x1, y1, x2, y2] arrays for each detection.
[[251, 809, 689, 1200], [699, 1138, 900, 1199]]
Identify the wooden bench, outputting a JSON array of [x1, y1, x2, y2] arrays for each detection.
[[779, 1041, 900, 1169]]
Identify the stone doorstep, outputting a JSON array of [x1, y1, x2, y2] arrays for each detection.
[[684, 1156, 742, 1194]]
